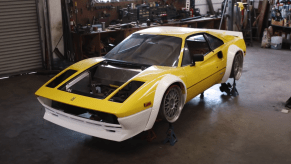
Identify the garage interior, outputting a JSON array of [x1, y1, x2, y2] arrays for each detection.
[[1, 0, 291, 163]]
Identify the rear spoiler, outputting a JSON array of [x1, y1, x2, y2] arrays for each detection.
[[207, 29, 243, 39]]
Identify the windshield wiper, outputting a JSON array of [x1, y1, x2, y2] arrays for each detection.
[[102, 59, 151, 70]]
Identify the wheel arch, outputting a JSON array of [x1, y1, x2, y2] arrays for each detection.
[[220, 44, 244, 83], [172, 82, 186, 94], [144, 74, 187, 130]]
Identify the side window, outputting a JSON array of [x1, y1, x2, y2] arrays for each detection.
[[204, 34, 224, 50], [185, 34, 211, 57], [182, 42, 192, 66]]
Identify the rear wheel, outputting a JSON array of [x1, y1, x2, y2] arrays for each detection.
[[230, 53, 243, 80], [159, 85, 183, 123]]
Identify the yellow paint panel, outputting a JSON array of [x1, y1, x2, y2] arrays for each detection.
[[35, 87, 121, 115]]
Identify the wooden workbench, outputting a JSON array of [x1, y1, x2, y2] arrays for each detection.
[[166, 17, 225, 29], [71, 17, 226, 62]]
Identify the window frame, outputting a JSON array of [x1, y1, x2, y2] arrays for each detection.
[[181, 33, 212, 67], [203, 33, 225, 51], [181, 41, 193, 67]]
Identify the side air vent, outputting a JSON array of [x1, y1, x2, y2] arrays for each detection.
[[46, 69, 77, 88], [51, 101, 119, 125], [217, 51, 223, 59]]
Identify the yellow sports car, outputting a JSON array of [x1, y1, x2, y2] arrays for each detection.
[[36, 27, 246, 142]]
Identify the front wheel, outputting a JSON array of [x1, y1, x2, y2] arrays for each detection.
[[230, 53, 243, 80], [159, 85, 183, 123]]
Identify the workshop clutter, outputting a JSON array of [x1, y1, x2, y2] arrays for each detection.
[[262, 26, 291, 49], [69, 0, 181, 33], [260, 0, 291, 50], [63, 0, 225, 63], [68, 0, 210, 35], [271, 1, 291, 27], [261, 28, 272, 48]]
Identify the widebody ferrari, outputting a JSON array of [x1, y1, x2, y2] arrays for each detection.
[[36, 27, 246, 141]]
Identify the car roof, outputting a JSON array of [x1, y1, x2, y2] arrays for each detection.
[[136, 26, 207, 38]]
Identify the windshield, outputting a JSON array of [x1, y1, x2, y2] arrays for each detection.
[[104, 34, 182, 67]]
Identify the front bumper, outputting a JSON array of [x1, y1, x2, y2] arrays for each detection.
[[38, 97, 152, 142]]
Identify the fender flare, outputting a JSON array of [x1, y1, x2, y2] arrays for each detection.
[[220, 44, 244, 83], [144, 74, 187, 130]]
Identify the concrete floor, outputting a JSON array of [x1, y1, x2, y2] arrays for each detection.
[[1, 43, 291, 164]]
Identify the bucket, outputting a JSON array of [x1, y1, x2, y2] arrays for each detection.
[[271, 36, 283, 50]]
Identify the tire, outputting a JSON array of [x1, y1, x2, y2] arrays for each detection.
[[230, 53, 243, 80], [159, 85, 183, 123]]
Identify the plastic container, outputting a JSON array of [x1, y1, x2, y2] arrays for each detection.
[[271, 44, 282, 50], [271, 36, 283, 50], [101, 22, 105, 31]]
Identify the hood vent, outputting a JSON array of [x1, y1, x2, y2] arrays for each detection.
[[46, 69, 77, 88], [110, 81, 144, 103]]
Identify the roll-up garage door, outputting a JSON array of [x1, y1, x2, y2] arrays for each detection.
[[0, 0, 43, 76]]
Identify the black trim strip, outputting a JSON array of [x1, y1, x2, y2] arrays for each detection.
[[187, 67, 226, 89]]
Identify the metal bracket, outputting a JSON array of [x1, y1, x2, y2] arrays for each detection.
[[230, 79, 239, 97], [220, 79, 239, 97], [163, 123, 178, 146], [200, 92, 204, 99]]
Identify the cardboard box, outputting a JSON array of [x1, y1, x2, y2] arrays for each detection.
[[284, 19, 288, 27], [271, 19, 284, 26]]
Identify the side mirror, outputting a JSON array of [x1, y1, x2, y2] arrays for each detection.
[[191, 54, 204, 66]]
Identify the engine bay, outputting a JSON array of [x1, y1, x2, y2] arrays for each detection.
[[59, 60, 145, 103]]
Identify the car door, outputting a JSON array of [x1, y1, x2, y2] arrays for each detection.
[[198, 33, 226, 87], [182, 33, 226, 102], [204, 33, 227, 74]]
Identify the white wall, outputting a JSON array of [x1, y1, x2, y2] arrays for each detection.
[[48, 0, 64, 59]]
